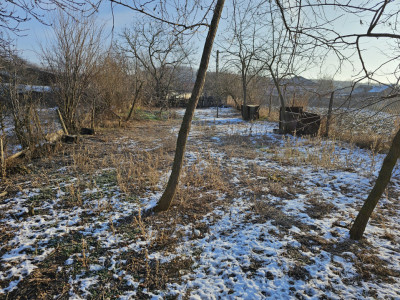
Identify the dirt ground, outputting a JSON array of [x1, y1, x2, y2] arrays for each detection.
[[1, 107, 399, 299]]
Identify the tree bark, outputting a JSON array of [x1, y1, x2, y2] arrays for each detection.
[[153, 0, 225, 212], [269, 65, 286, 131], [57, 108, 69, 135], [325, 92, 334, 137], [350, 127, 400, 240], [91, 98, 96, 131], [0, 137, 5, 178], [268, 93, 272, 117], [241, 66, 248, 120], [126, 82, 143, 122]]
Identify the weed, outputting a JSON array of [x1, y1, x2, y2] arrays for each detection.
[[133, 208, 149, 240]]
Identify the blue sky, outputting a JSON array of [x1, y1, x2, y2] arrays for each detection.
[[9, 1, 400, 84]]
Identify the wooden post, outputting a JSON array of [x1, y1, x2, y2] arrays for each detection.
[[325, 91, 334, 137], [57, 108, 69, 135]]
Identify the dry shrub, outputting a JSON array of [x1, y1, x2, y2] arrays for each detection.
[[331, 128, 387, 152], [71, 145, 96, 174], [162, 137, 177, 153], [266, 181, 288, 198], [325, 114, 392, 152], [200, 124, 217, 138], [63, 181, 83, 208], [176, 156, 229, 206], [110, 148, 165, 194], [182, 154, 227, 191], [97, 114, 124, 128], [290, 94, 310, 109], [259, 107, 280, 122], [149, 228, 179, 252]]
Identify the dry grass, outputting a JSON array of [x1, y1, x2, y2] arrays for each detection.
[[322, 113, 393, 153], [3, 106, 400, 298], [259, 107, 280, 122], [259, 103, 393, 155], [250, 202, 306, 234], [330, 127, 389, 153], [269, 135, 346, 169], [305, 196, 335, 219]]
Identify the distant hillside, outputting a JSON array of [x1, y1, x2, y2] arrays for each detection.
[[0, 52, 54, 86]]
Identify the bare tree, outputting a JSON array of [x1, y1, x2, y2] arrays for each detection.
[[42, 12, 104, 133], [275, 0, 400, 87], [275, 0, 400, 239], [121, 19, 192, 112], [154, 0, 225, 212], [0, 0, 99, 47], [90, 51, 137, 127], [259, 1, 316, 127], [350, 129, 400, 240], [0, 45, 43, 149], [220, 0, 265, 119], [204, 71, 242, 108], [125, 56, 144, 122]]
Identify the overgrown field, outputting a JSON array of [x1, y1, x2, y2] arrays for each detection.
[[1, 107, 399, 299]]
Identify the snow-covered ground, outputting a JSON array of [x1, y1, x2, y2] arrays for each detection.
[[1, 107, 399, 299]]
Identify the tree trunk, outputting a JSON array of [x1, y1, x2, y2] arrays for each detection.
[[241, 67, 248, 120], [57, 108, 69, 135], [269, 65, 286, 131], [216, 49, 219, 118], [126, 82, 143, 122], [153, 0, 225, 212], [0, 137, 5, 178], [349, 127, 400, 240], [91, 98, 96, 131], [325, 92, 334, 137], [268, 93, 272, 117]]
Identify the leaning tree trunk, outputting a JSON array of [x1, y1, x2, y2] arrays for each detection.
[[126, 82, 143, 122], [350, 127, 400, 240], [153, 0, 225, 212]]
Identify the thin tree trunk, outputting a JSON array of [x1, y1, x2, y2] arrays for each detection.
[[126, 82, 143, 122], [153, 0, 225, 212], [91, 98, 96, 131], [57, 108, 69, 135], [325, 91, 334, 137], [268, 93, 272, 117], [350, 127, 400, 240], [216, 49, 219, 118], [0, 137, 5, 178], [269, 67, 285, 109], [241, 65, 248, 120], [269, 65, 286, 131]]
